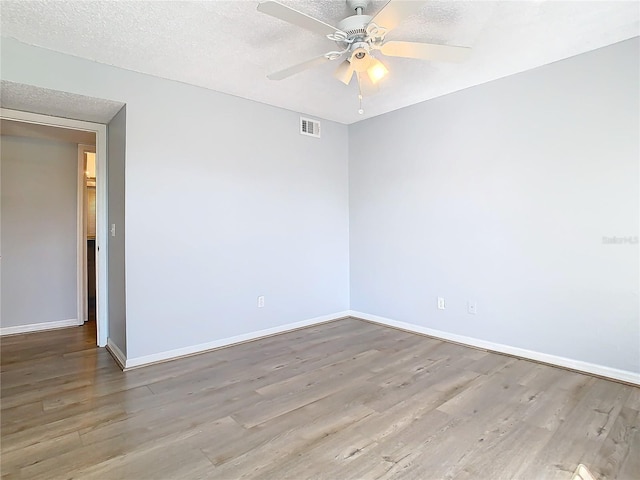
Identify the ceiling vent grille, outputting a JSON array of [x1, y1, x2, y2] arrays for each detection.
[[300, 117, 320, 138]]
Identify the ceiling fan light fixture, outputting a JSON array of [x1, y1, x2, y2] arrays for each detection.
[[367, 58, 388, 84], [349, 44, 372, 72]]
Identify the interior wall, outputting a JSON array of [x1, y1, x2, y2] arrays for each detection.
[[3, 36, 636, 375], [0, 38, 350, 360], [349, 38, 640, 373], [107, 106, 127, 354], [1, 135, 78, 328]]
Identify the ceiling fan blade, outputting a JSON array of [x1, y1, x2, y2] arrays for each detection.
[[370, 0, 428, 31], [267, 55, 330, 80], [380, 40, 471, 63], [334, 60, 355, 85], [257, 1, 340, 36]]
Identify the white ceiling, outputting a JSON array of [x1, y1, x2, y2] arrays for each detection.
[[1, 1, 638, 124], [1, 80, 125, 124]]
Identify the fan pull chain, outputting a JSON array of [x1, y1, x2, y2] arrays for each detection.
[[357, 72, 364, 114]]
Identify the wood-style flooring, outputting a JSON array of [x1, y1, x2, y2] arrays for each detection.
[[1, 318, 638, 479]]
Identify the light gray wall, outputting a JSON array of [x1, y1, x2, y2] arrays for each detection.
[[1, 135, 78, 327], [349, 38, 640, 373], [4, 36, 636, 374], [108, 106, 126, 354], [0, 38, 350, 359]]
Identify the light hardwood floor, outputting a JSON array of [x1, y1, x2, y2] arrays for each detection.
[[1, 318, 638, 479]]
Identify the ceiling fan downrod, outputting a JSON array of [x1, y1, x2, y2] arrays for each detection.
[[347, 0, 370, 16]]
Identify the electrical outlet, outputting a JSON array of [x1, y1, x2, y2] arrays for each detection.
[[437, 297, 445, 310], [468, 301, 477, 315], [257, 296, 265, 308]]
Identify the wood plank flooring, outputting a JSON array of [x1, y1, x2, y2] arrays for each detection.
[[1, 318, 638, 479]]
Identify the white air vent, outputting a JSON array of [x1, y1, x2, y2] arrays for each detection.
[[300, 117, 320, 138]]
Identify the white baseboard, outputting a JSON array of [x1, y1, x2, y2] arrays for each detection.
[[0, 318, 79, 336], [349, 310, 640, 386], [124, 311, 351, 369], [106, 338, 127, 370]]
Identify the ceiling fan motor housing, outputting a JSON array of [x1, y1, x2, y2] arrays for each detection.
[[337, 15, 373, 40]]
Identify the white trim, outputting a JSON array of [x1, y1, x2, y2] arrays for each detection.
[[106, 338, 127, 370], [0, 319, 79, 336], [94, 123, 108, 347], [1, 108, 109, 347], [124, 311, 351, 369], [348, 311, 640, 386], [76, 146, 84, 325]]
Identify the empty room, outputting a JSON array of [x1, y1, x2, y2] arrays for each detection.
[[0, 1, 638, 479]]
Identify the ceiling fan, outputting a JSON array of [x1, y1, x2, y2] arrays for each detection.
[[257, 0, 471, 112]]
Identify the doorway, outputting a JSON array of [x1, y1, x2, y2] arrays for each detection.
[[0, 108, 109, 346], [80, 145, 97, 325]]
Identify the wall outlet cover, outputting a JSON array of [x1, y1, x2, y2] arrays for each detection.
[[468, 302, 477, 314]]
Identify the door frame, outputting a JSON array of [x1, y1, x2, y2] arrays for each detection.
[[1, 108, 109, 347]]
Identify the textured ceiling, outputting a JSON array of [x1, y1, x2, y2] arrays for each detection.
[[1, 1, 638, 124], [1, 81, 125, 124]]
